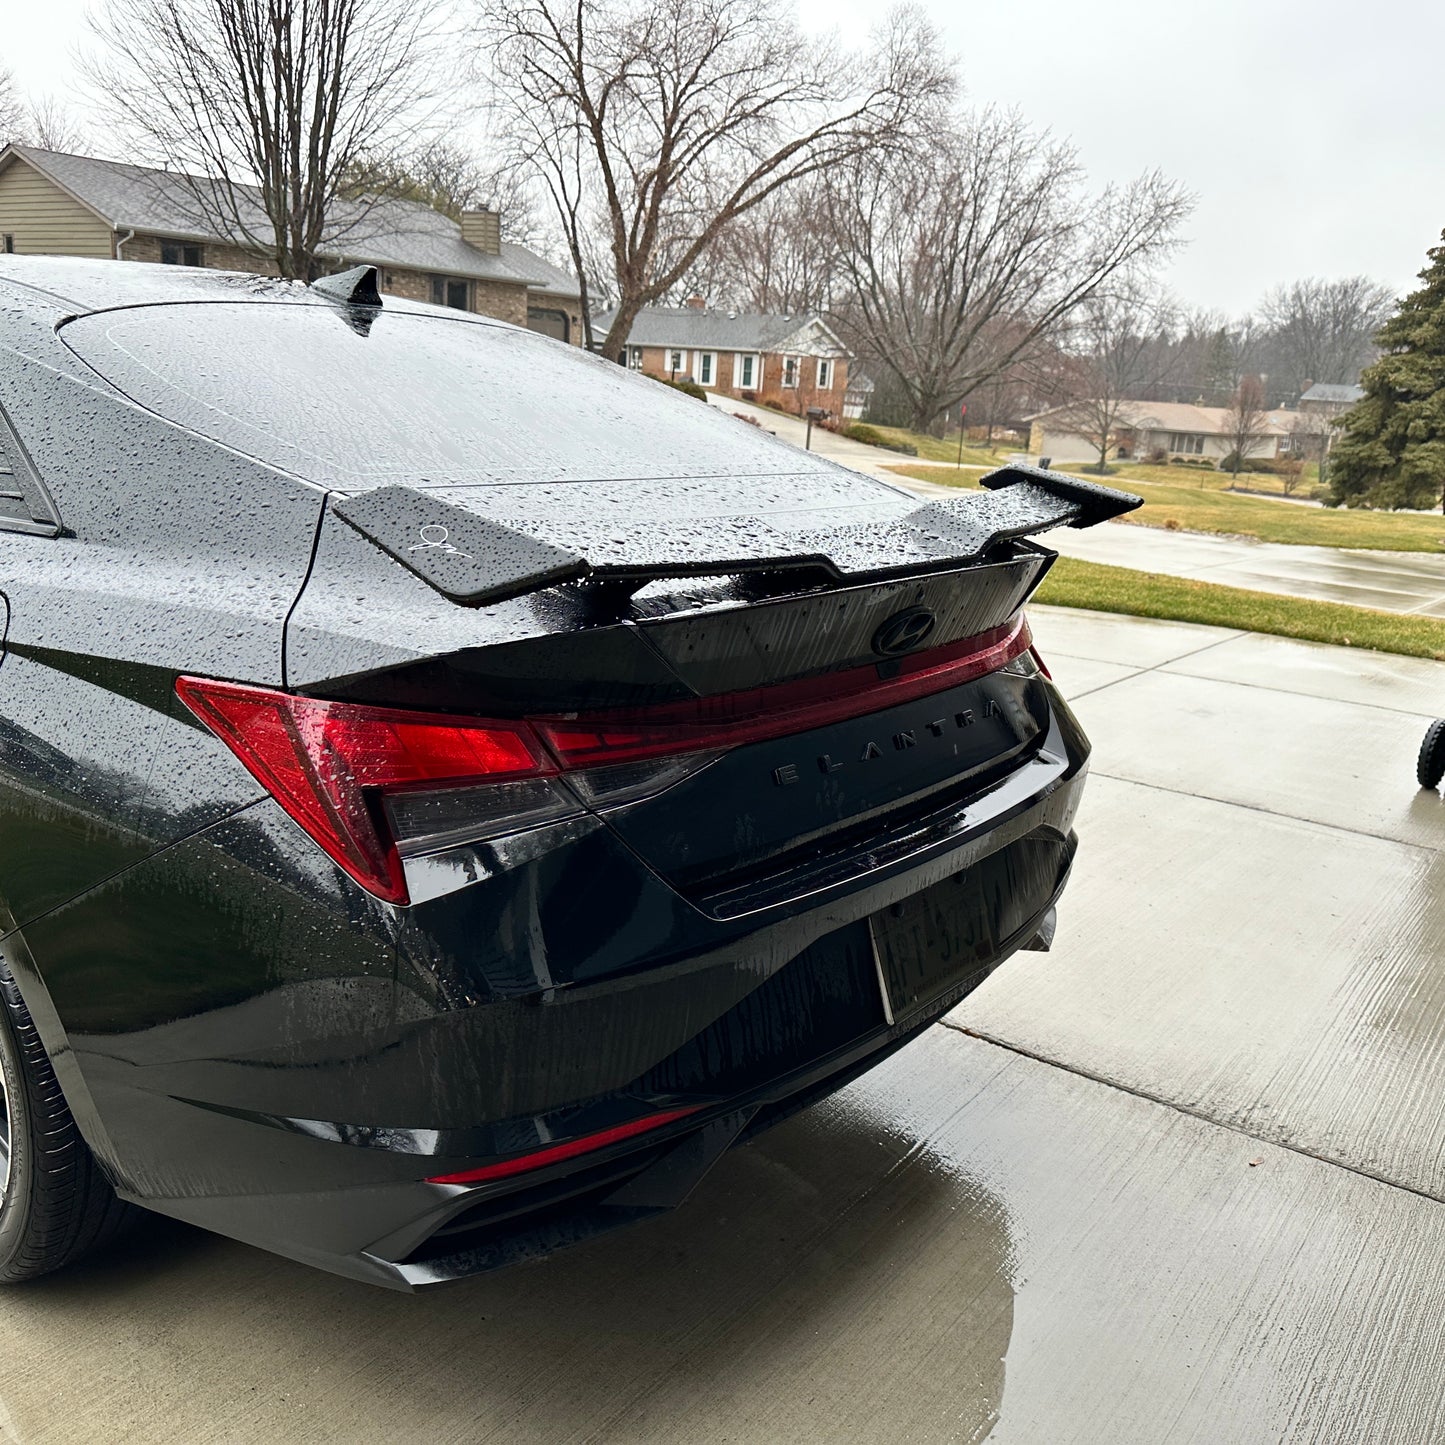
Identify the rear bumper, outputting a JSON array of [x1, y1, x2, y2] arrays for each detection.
[[14, 685, 1089, 1288], [138, 829, 1075, 1291]]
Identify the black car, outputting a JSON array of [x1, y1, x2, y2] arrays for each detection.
[[0, 257, 1137, 1289]]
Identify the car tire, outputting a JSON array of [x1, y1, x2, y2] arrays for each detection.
[[1418, 719, 1445, 791], [0, 959, 136, 1281]]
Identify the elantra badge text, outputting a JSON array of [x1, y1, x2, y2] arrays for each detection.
[[772, 698, 1001, 786]]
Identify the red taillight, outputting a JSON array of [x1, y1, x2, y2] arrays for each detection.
[[426, 1106, 701, 1186], [175, 678, 557, 905], [1029, 644, 1053, 680], [176, 616, 1033, 906], [537, 617, 1032, 769]]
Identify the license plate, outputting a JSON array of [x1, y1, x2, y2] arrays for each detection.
[[869, 873, 998, 1024]]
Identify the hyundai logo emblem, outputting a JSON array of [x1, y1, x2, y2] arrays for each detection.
[[872, 607, 937, 657]]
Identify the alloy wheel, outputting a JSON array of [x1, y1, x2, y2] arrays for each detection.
[[0, 1067, 10, 1197]]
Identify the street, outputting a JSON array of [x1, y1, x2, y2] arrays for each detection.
[[713, 395, 1445, 616], [2, 606, 1442, 1443]]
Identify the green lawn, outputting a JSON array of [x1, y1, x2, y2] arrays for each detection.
[[1055, 460, 1321, 497], [1034, 557, 1445, 660], [854, 423, 1015, 467], [888, 463, 1445, 554]]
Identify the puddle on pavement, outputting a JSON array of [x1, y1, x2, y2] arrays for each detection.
[[0, 1071, 1018, 1444]]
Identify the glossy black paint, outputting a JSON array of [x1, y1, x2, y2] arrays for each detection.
[[0, 257, 1118, 1288]]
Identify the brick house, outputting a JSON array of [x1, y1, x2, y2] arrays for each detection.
[[0, 144, 583, 342], [595, 304, 852, 416]]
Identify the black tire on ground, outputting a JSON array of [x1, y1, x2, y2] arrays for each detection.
[[0, 959, 136, 1282], [1418, 719, 1445, 791]]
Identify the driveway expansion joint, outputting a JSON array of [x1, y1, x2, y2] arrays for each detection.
[[1089, 769, 1445, 856], [1049, 627, 1248, 701], [946, 1020, 1445, 1210]]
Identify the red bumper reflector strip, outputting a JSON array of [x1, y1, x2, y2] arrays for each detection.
[[426, 1106, 702, 1186]]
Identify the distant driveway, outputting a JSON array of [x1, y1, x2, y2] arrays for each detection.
[[706, 394, 930, 483]]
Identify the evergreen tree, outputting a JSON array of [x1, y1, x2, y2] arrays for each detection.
[[1199, 327, 1238, 404], [1328, 235, 1445, 509]]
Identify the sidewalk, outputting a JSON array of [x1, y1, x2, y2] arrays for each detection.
[[706, 392, 926, 482]]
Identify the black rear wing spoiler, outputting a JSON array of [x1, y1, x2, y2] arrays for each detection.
[[334, 464, 1143, 607]]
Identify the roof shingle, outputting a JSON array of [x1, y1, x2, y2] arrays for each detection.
[[4, 145, 572, 289], [593, 305, 846, 354]]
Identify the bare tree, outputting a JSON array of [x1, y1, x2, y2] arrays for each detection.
[[488, 82, 607, 347], [0, 69, 25, 145], [1056, 283, 1180, 474], [1287, 410, 1332, 496], [823, 108, 1192, 433], [372, 140, 553, 250], [476, 0, 952, 362], [683, 184, 838, 313], [26, 96, 89, 153], [1221, 374, 1269, 481], [1259, 276, 1394, 395], [88, 0, 439, 279]]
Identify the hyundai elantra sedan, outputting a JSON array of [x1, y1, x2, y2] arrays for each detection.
[[0, 257, 1137, 1288]]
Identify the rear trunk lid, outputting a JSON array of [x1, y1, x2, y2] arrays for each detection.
[[286, 464, 1137, 910]]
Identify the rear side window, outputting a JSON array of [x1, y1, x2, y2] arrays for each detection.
[[0, 408, 61, 537], [59, 302, 804, 490]]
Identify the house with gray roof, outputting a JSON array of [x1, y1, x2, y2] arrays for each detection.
[[594, 303, 853, 414], [0, 144, 584, 344], [1298, 382, 1365, 417]]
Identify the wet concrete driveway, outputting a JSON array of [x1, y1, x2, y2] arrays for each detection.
[[4, 608, 1445, 1443], [1045, 522, 1445, 616]]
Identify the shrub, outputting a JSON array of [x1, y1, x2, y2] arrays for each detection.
[[653, 375, 707, 401], [1169, 456, 1216, 470], [845, 423, 918, 456], [1146, 446, 1169, 465], [1219, 453, 1296, 476]]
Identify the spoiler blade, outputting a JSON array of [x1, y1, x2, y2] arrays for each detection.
[[333, 464, 1142, 607]]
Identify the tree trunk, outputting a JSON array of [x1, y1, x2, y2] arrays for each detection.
[[909, 393, 942, 434], [600, 294, 646, 365]]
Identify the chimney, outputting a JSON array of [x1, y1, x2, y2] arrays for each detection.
[[685, 294, 706, 310], [459, 208, 501, 256]]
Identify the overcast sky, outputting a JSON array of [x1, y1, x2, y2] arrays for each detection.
[[7, 0, 1444, 316]]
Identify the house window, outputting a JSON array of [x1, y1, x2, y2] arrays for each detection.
[[781, 356, 800, 388], [697, 351, 716, 387], [431, 276, 470, 310], [1167, 432, 1205, 455], [667, 349, 686, 375], [161, 241, 203, 267], [1, 235, 13, 254], [627, 347, 644, 371], [816, 358, 833, 390], [528, 307, 570, 343], [736, 353, 760, 390]]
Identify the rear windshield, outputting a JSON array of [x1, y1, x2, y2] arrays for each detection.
[[60, 302, 804, 489]]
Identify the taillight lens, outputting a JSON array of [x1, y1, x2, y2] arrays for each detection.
[[535, 618, 1031, 769], [175, 678, 566, 905], [176, 616, 1033, 906]]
